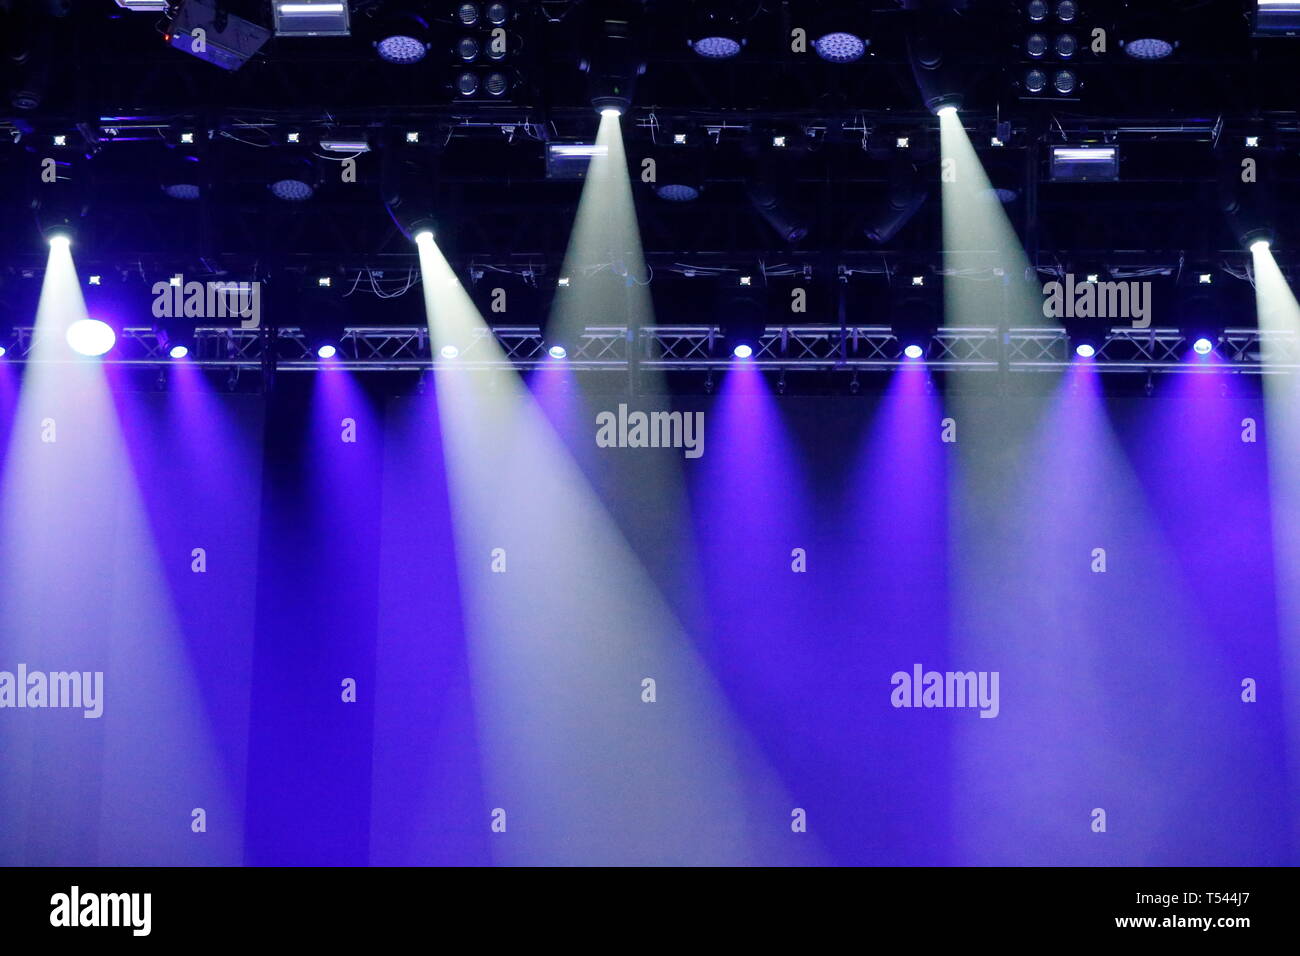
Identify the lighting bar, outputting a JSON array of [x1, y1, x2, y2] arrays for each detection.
[[114, 1, 171, 10], [319, 136, 370, 153], [1049, 145, 1119, 182], [546, 142, 608, 179], [272, 1, 351, 37], [1254, 1, 1300, 36]]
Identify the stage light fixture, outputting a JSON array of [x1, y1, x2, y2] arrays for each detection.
[[457, 36, 480, 60], [815, 31, 867, 63], [458, 3, 480, 26], [1053, 69, 1077, 94], [374, 12, 432, 63], [1055, 33, 1077, 57], [548, 344, 567, 359], [1253, 1, 1300, 37], [1025, 68, 1047, 92], [1122, 37, 1175, 59], [440, 344, 460, 359], [485, 71, 510, 96], [582, 4, 647, 115], [268, 155, 320, 201], [1075, 342, 1095, 358], [1027, 33, 1048, 57], [89, 275, 102, 285], [865, 158, 928, 244], [273, 1, 350, 37], [456, 71, 480, 95], [165, 0, 271, 72], [67, 319, 116, 357], [1199, 273, 1213, 284], [1027, 0, 1048, 21], [1056, 1, 1077, 22], [170, 344, 190, 359], [1050, 145, 1118, 181], [687, 2, 751, 58]]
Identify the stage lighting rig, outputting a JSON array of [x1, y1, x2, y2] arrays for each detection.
[[718, 278, 767, 359], [1014, 0, 1087, 100], [272, 1, 350, 36], [809, 3, 871, 64], [687, 2, 749, 59], [164, 0, 271, 72], [863, 156, 928, 244], [579, 0, 646, 115], [890, 264, 939, 360]]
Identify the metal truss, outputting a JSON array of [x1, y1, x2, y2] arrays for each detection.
[[6, 325, 1299, 373]]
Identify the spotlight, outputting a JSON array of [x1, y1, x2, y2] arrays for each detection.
[[815, 31, 867, 64], [1027, 0, 1048, 21], [486, 3, 510, 26], [47, 232, 71, 249], [1199, 273, 1214, 284], [903, 344, 924, 359], [548, 344, 567, 359], [1246, 135, 1260, 148], [67, 318, 116, 357], [440, 344, 460, 359], [89, 275, 102, 285], [161, 148, 203, 200], [406, 131, 420, 143], [688, 3, 746, 60], [456, 71, 480, 96], [52, 134, 67, 147], [720, 280, 767, 358], [318, 276, 331, 287], [272, 0, 351, 37], [457, 35, 480, 61], [0, 346, 6, 358], [896, 136, 910, 148], [1122, 37, 1175, 59], [1056, 1, 1077, 22], [170, 344, 190, 359], [582, 4, 646, 115], [908, 19, 965, 115], [1055, 33, 1077, 57], [600, 105, 623, 118], [1025, 68, 1047, 93], [458, 3, 480, 26], [485, 71, 510, 96], [732, 343, 753, 359], [317, 343, 338, 359], [1027, 33, 1048, 57], [268, 156, 319, 201], [1251, 237, 1271, 252], [1192, 337, 1214, 355], [1052, 69, 1077, 94], [863, 158, 928, 244], [773, 135, 787, 148], [934, 102, 960, 118], [376, 27, 430, 64], [1075, 342, 1096, 358], [413, 227, 435, 244]]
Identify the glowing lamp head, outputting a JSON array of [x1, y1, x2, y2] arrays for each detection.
[[1192, 337, 1214, 356], [1250, 238, 1271, 253], [413, 228, 434, 245], [440, 344, 460, 359], [548, 344, 567, 359], [732, 343, 753, 359], [600, 106, 623, 118], [1075, 342, 1096, 359], [0, 345, 7, 358], [317, 344, 338, 359], [47, 232, 71, 249], [936, 105, 958, 118], [903, 343, 925, 359], [169, 344, 189, 359], [66, 318, 116, 357]]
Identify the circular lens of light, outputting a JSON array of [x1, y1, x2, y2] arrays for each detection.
[[1027, 0, 1048, 21], [163, 183, 201, 200], [486, 3, 508, 25], [1055, 33, 1077, 57], [485, 71, 508, 95], [1250, 238, 1271, 253], [1056, 0, 1076, 22], [169, 344, 189, 359], [0, 345, 7, 357], [692, 35, 742, 58], [67, 318, 115, 357], [1075, 342, 1096, 358], [317, 344, 337, 359], [548, 344, 567, 359], [48, 233, 71, 248], [814, 31, 866, 64], [1026, 33, 1048, 56], [1193, 337, 1214, 355], [377, 35, 427, 64], [1053, 69, 1076, 94], [1025, 69, 1047, 93], [458, 3, 479, 25], [903, 343, 924, 359], [457, 36, 479, 60], [440, 344, 460, 359], [733, 343, 753, 359], [270, 178, 313, 201], [457, 72, 480, 96], [656, 183, 700, 202], [1123, 37, 1174, 60]]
